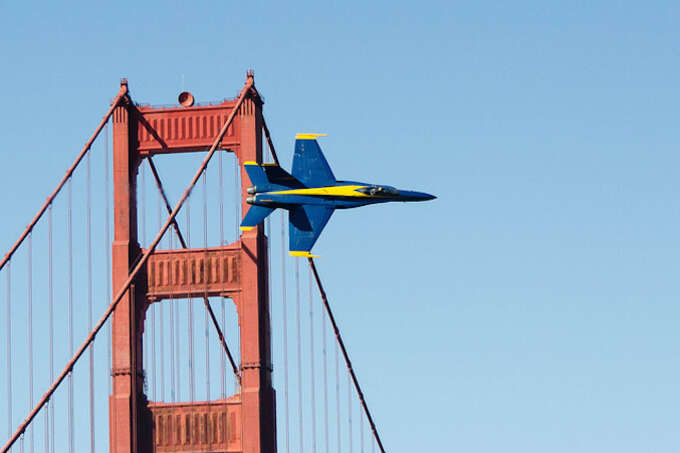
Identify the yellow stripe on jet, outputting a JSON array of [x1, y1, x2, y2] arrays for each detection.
[[295, 133, 328, 140], [269, 185, 371, 198], [289, 251, 320, 258]]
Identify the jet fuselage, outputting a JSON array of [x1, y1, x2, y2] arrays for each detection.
[[247, 181, 435, 210]]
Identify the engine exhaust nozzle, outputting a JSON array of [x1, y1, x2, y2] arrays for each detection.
[[246, 196, 256, 204]]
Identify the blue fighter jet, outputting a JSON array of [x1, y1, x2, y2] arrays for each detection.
[[240, 134, 436, 257]]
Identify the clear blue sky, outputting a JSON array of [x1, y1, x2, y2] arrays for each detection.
[[1, 1, 679, 452]]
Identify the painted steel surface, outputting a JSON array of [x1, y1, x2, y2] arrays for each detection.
[[240, 135, 436, 256], [108, 74, 276, 453]]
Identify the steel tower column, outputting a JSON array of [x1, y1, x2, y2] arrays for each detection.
[[109, 79, 148, 453], [236, 87, 277, 453]]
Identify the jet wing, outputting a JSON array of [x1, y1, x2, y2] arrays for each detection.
[[292, 135, 336, 187], [289, 205, 334, 257]]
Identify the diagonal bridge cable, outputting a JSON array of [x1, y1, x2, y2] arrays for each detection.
[[307, 258, 388, 453]]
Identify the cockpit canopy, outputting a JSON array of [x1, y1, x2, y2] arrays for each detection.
[[355, 185, 399, 196]]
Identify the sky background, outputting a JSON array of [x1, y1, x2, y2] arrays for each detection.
[[1, 1, 679, 452]]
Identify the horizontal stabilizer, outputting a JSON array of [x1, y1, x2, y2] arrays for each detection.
[[240, 205, 275, 231]]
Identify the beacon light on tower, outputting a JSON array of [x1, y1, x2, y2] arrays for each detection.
[[240, 134, 436, 257]]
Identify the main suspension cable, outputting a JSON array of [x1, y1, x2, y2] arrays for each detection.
[[307, 258, 387, 453]]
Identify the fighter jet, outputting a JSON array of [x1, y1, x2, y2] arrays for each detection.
[[240, 134, 436, 257]]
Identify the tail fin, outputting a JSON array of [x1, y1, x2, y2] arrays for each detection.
[[240, 205, 275, 231]]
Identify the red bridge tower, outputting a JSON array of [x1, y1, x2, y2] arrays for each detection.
[[109, 74, 276, 453]]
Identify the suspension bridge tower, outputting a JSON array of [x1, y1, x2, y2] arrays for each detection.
[[109, 73, 276, 453], [1, 71, 388, 453]]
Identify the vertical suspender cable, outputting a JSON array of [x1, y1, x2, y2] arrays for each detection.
[[234, 155, 240, 241], [105, 122, 112, 396], [48, 205, 54, 453], [160, 303, 165, 401], [67, 179, 74, 453], [360, 407, 364, 453], [158, 192, 165, 402], [220, 298, 226, 394], [169, 233, 175, 402], [140, 162, 148, 379], [348, 373, 352, 453], [187, 197, 194, 402], [5, 261, 10, 446], [322, 291, 329, 453], [295, 260, 304, 453], [175, 282, 181, 401], [140, 162, 146, 247], [335, 339, 340, 453], [27, 233, 33, 453], [151, 303, 156, 400], [87, 149, 95, 453], [321, 290, 330, 453], [145, 162, 156, 401], [264, 135, 273, 391], [281, 211, 290, 453], [233, 154, 241, 381], [309, 268, 317, 453], [218, 150, 226, 398], [44, 367, 48, 451], [203, 170, 210, 401]]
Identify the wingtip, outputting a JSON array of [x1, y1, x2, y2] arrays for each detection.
[[289, 251, 320, 258], [295, 133, 328, 140]]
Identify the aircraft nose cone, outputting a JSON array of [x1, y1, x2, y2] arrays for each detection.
[[398, 190, 437, 201]]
